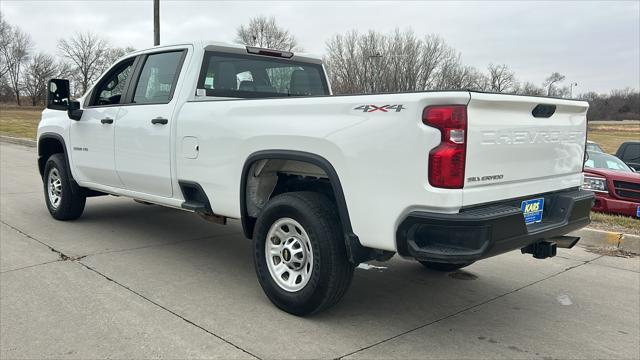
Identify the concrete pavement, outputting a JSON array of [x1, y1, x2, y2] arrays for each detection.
[[1, 142, 638, 359]]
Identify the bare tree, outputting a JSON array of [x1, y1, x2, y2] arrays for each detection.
[[435, 55, 489, 91], [236, 16, 299, 51], [544, 72, 565, 96], [58, 32, 108, 95], [434, 53, 467, 90], [324, 29, 457, 94], [517, 81, 546, 96], [323, 30, 360, 94], [100, 46, 136, 73], [0, 77, 11, 102], [579, 88, 640, 120], [0, 14, 12, 101], [465, 67, 490, 91], [23, 52, 59, 106], [0, 21, 33, 105], [0, 14, 11, 79], [487, 63, 516, 93], [56, 60, 74, 80], [417, 35, 453, 90]]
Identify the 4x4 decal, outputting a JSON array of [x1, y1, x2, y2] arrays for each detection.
[[354, 104, 405, 112]]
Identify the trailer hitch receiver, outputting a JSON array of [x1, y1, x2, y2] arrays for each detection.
[[521, 241, 557, 259]]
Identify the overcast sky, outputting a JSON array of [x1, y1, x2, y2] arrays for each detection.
[[2, 0, 639, 94]]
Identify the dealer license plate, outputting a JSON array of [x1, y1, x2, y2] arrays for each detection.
[[521, 198, 544, 225]]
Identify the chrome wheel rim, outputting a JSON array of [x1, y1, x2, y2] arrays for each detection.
[[265, 218, 313, 292], [47, 168, 62, 209]]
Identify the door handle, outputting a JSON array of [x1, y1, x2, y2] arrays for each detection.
[[101, 118, 113, 124], [151, 117, 168, 125]]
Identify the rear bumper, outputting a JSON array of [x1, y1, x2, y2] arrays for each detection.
[[396, 188, 595, 263], [592, 193, 639, 218]]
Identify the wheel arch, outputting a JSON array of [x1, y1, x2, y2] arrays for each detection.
[[240, 150, 352, 237], [240, 150, 380, 264], [38, 133, 71, 180]]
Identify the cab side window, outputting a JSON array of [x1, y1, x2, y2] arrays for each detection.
[[91, 58, 134, 106], [132, 51, 184, 104]]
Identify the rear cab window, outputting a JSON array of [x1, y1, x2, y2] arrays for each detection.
[[197, 51, 329, 98]]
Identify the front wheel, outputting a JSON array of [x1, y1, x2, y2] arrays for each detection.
[[419, 261, 473, 272], [253, 192, 354, 316], [43, 154, 86, 220]]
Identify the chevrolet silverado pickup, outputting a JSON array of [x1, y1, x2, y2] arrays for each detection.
[[38, 41, 594, 315]]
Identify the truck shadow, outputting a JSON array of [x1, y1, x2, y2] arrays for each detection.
[[78, 197, 541, 315], [24, 196, 582, 357]]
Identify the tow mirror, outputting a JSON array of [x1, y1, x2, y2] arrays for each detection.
[[47, 79, 70, 110], [68, 100, 83, 121]]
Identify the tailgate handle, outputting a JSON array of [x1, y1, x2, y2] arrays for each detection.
[[532, 104, 556, 118]]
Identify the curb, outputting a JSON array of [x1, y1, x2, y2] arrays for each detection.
[[571, 227, 640, 254], [0, 135, 36, 148]]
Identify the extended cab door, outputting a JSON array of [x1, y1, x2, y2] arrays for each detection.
[[114, 49, 187, 197], [70, 57, 137, 187]]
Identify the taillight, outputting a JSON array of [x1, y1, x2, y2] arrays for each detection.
[[423, 105, 467, 189]]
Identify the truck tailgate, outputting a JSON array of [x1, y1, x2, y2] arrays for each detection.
[[463, 92, 589, 205]]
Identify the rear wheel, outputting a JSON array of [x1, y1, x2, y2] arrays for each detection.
[[43, 154, 86, 220], [419, 261, 473, 272], [253, 192, 354, 316]]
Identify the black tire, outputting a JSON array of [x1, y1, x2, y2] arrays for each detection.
[[419, 261, 473, 272], [43, 153, 86, 220], [253, 191, 354, 316]]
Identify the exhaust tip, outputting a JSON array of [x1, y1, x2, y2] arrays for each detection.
[[553, 236, 580, 249]]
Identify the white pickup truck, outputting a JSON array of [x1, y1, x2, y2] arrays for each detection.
[[38, 41, 594, 315]]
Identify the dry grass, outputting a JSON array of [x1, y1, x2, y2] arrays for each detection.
[[0, 104, 43, 140], [588, 121, 640, 154], [589, 211, 640, 236]]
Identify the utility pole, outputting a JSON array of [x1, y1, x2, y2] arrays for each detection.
[[153, 0, 160, 46], [366, 52, 382, 93], [569, 82, 578, 98]]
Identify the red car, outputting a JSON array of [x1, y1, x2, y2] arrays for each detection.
[[583, 151, 640, 218]]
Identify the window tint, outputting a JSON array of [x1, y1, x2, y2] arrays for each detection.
[[198, 52, 328, 98], [133, 51, 184, 104], [622, 144, 640, 162], [92, 59, 134, 106]]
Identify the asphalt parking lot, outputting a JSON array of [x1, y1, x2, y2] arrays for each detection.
[[1, 142, 639, 359]]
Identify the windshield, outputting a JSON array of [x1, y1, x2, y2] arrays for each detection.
[[198, 51, 329, 98], [585, 151, 633, 172], [586, 142, 604, 153]]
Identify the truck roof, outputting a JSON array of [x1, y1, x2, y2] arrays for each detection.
[[126, 40, 323, 65]]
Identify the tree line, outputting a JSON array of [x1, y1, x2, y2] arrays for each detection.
[[1, 14, 638, 121], [0, 14, 134, 105], [320, 28, 638, 121], [238, 18, 638, 121]]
